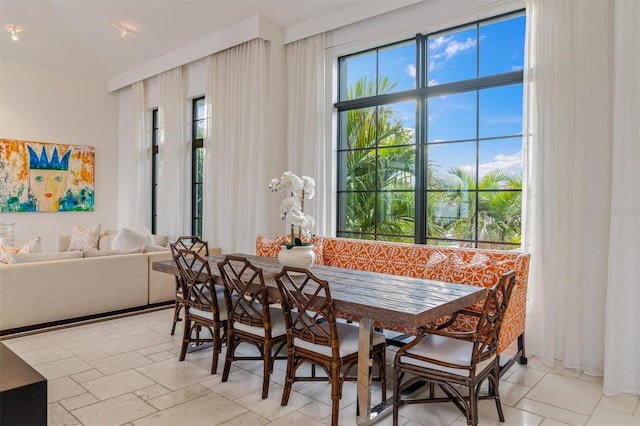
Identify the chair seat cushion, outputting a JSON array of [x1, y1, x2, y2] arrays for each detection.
[[188, 287, 228, 321], [399, 334, 495, 377], [234, 307, 288, 338], [294, 322, 385, 358]]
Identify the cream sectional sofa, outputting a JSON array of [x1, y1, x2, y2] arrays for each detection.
[[0, 234, 176, 334]]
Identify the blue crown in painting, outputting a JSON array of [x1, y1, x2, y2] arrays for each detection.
[[28, 145, 71, 170]]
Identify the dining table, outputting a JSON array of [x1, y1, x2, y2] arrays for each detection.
[[152, 253, 487, 425]]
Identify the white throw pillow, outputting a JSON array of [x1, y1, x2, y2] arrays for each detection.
[[68, 224, 101, 251], [142, 244, 170, 253], [0, 237, 42, 263], [111, 227, 154, 250], [152, 234, 170, 247]]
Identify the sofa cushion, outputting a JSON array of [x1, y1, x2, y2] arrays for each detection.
[[83, 248, 142, 257], [0, 237, 42, 263], [111, 227, 154, 250], [69, 224, 101, 251], [7, 251, 83, 264]]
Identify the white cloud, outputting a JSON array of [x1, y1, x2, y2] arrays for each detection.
[[428, 35, 476, 73], [406, 64, 416, 78], [444, 38, 476, 59], [477, 151, 522, 177]]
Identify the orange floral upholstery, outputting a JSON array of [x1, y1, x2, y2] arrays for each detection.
[[255, 235, 324, 265], [256, 235, 530, 354]]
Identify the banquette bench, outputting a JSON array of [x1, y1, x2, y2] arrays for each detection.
[[256, 235, 530, 374]]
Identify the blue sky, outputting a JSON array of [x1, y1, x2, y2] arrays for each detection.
[[342, 13, 526, 181]]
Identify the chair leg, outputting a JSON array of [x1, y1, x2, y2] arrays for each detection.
[[262, 346, 272, 399], [170, 301, 182, 336], [330, 363, 341, 426], [281, 351, 295, 406], [492, 364, 505, 422], [179, 314, 190, 361], [378, 346, 387, 402], [392, 368, 402, 426], [221, 332, 234, 382], [211, 325, 221, 375], [469, 384, 478, 426]]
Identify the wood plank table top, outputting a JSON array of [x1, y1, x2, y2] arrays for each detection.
[[153, 253, 486, 335]]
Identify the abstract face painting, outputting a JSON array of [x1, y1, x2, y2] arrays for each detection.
[[0, 139, 95, 212], [27, 146, 71, 211]]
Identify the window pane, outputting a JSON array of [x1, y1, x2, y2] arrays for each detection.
[[340, 192, 376, 234], [478, 138, 522, 188], [378, 101, 416, 146], [195, 148, 204, 182], [377, 146, 415, 190], [428, 91, 477, 142], [479, 84, 523, 138], [477, 191, 521, 244], [479, 14, 525, 77], [339, 150, 376, 192], [340, 108, 377, 150], [427, 25, 477, 86], [378, 41, 416, 94], [427, 191, 476, 240], [195, 98, 207, 120], [428, 142, 476, 190], [340, 51, 376, 101], [377, 191, 415, 237], [195, 121, 206, 139], [195, 184, 203, 216], [339, 192, 415, 238]]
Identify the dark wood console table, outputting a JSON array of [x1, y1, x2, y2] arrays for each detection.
[[0, 342, 47, 425]]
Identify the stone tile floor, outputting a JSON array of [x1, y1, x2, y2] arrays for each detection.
[[2, 308, 639, 425]]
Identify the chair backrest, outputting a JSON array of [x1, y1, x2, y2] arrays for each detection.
[[274, 266, 339, 355], [472, 270, 517, 364], [170, 235, 209, 257], [218, 255, 269, 329], [172, 248, 219, 314]]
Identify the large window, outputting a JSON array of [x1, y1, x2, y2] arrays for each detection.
[[192, 97, 206, 237], [335, 11, 525, 249]]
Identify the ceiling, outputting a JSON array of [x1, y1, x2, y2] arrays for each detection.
[[0, 0, 419, 81]]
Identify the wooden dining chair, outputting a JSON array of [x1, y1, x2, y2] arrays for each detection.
[[392, 270, 517, 426], [274, 266, 387, 426], [217, 255, 288, 399], [173, 247, 226, 374], [169, 236, 209, 335]]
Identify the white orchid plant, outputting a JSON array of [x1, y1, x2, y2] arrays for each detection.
[[269, 171, 316, 249]]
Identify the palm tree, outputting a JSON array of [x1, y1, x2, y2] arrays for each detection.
[[343, 76, 415, 241], [428, 167, 521, 245], [343, 76, 522, 246]]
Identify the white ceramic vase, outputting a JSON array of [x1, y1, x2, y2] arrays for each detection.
[[278, 245, 316, 269]]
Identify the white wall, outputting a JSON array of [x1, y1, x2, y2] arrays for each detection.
[[0, 59, 118, 252]]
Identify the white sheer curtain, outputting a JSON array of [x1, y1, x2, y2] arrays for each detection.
[[157, 67, 187, 238], [604, 1, 640, 395], [524, 0, 640, 393], [285, 33, 328, 236], [131, 81, 151, 228], [202, 39, 269, 253]]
